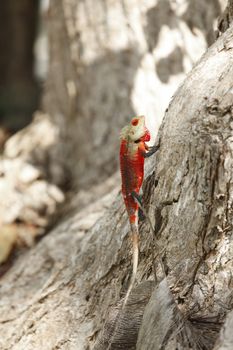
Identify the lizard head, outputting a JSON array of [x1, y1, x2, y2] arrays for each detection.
[[120, 115, 151, 142]]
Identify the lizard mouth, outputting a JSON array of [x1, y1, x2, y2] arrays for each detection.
[[134, 138, 141, 143], [134, 133, 148, 143]]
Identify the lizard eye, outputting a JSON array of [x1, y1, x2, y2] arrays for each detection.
[[131, 118, 139, 126]]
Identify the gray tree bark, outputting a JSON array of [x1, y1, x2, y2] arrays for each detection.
[[0, 2, 233, 350], [44, 0, 225, 189], [1, 0, 223, 265]]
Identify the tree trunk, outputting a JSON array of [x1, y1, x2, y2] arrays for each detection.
[[0, 2, 233, 349], [44, 0, 224, 189]]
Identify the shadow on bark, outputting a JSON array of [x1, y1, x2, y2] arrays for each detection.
[[65, 47, 142, 188], [182, 0, 221, 45], [156, 46, 185, 83]]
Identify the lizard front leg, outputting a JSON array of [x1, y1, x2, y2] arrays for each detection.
[[143, 144, 160, 158]]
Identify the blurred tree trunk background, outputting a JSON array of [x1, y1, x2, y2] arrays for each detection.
[[0, 0, 226, 189], [43, 0, 226, 189]]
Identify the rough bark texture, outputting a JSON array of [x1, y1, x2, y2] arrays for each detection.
[[1, 0, 224, 265], [0, 3, 233, 349], [218, 0, 233, 34], [44, 0, 225, 189]]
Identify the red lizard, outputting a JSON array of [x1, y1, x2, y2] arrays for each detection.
[[119, 115, 158, 304], [106, 116, 157, 350]]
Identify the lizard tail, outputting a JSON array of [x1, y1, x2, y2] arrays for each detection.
[[106, 221, 139, 349], [123, 222, 139, 307]]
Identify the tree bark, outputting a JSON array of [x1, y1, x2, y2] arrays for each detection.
[[0, 3, 233, 349], [0, 0, 225, 257], [44, 0, 224, 189]]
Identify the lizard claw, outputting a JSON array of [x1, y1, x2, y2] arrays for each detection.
[[143, 144, 160, 158]]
